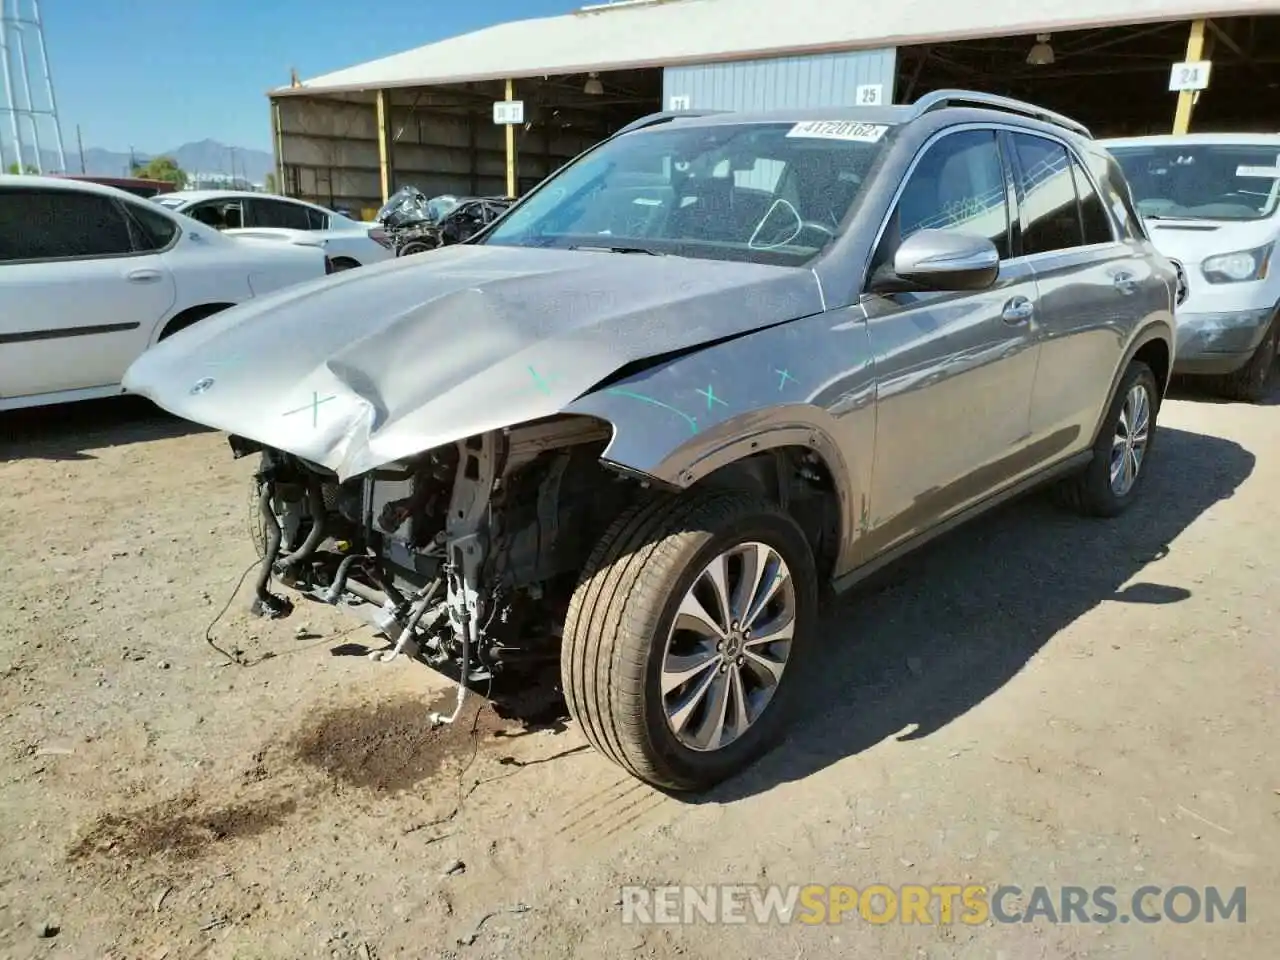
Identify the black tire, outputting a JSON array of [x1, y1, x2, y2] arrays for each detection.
[[561, 490, 818, 792], [1216, 315, 1278, 403], [398, 241, 436, 257], [158, 304, 228, 341], [1056, 360, 1159, 518]]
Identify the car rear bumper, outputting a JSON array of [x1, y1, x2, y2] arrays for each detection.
[[1173, 306, 1276, 375]]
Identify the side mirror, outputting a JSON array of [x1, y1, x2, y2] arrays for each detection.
[[870, 229, 1000, 294]]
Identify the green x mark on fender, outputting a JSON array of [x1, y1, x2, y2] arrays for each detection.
[[696, 385, 728, 411], [525, 365, 561, 395]]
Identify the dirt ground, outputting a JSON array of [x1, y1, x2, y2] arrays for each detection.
[[1, 383, 1277, 960]]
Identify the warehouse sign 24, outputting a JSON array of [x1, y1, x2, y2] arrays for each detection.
[[788, 120, 889, 142]]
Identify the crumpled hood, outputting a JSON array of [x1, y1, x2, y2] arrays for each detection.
[[123, 243, 823, 480]]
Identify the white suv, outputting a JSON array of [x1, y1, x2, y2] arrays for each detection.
[[1105, 133, 1280, 401]]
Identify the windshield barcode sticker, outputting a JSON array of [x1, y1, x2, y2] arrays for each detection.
[[1236, 165, 1280, 178], [787, 121, 888, 143]]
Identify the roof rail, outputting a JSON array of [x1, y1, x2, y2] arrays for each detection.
[[612, 109, 728, 137], [912, 89, 1092, 139]]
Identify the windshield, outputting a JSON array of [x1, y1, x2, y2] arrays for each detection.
[[483, 120, 892, 265], [1108, 142, 1280, 221]]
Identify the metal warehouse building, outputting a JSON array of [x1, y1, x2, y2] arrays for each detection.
[[267, 0, 1278, 216]]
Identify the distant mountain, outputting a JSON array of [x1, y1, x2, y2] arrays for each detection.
[[36, 139, 273, 184]]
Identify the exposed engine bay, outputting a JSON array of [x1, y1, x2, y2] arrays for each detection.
[[231, 413, 836, 725], [236, 415, 637, 715]]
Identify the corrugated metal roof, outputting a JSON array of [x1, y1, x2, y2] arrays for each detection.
[[277, 0, 1273, 96]]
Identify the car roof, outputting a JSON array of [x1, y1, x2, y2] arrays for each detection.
[[626, 104, 914, 133], [1102, 132, 1280, 148], [0, 173, 158, 201], [163, 189, 332, 209], [622, 100, 1091, 147]]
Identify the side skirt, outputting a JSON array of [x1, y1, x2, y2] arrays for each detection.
[[831, 450, 1093, 595]]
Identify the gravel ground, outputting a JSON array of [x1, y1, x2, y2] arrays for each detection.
[[0, 383, 1277, 960]]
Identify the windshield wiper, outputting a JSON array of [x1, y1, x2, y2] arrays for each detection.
[[569, 244, 665, 256]]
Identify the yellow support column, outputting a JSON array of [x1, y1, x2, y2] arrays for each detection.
[[271, 100, 285, 195], [505, 78, 518, 199], [376, 89, 391, 203], [1172, 19, 1207, 135]]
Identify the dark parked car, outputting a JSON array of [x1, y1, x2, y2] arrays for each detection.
[[123, 89, 1178, 792]]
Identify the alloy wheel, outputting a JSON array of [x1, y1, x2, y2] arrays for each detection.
[[660, 541, 796, 752], [1110, 381, 1151, 497]]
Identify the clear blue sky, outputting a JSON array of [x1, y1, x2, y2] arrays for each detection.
[[43, 0, 576, 153]]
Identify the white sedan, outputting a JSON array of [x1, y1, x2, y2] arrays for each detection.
[[0, 175, 330, 412], [153, 190, 395, 270]]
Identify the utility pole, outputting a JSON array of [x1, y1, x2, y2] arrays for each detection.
[[75, 121, 84, 172]]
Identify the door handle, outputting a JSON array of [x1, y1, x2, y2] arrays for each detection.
[[1112, 272, 1138, 295], [126, 269, 163, 283], [1001, 296, 1034, 325]]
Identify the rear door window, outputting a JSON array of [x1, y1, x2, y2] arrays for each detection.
[[123, 200, 180, 251], [186, 199, 243, 230], [1010, 133, 1083, 256], [1071, 158, 1115, 245], [1100, 156, 1147, 241], [252, 198, 313, 229], [0, 188, 134, 262]]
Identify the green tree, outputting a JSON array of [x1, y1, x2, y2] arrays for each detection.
[[5, 162, 38, 174], [131, 155, 188, 188], [264, 172, 278, 194]]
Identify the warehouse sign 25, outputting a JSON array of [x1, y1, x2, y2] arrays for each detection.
[[1169, 60, 1212, 92]]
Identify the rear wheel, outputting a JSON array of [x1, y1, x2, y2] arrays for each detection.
[[1215, 315, 1278, 403], [158, 303, 229, 341], [562, 490, 818, 792], [1057, 360, 1159, 518]]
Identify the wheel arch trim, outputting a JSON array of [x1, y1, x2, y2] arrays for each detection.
[[1090, 320, 1173, 447], [597, 409, 860, 577]]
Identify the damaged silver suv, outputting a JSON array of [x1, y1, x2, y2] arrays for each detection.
[[124, 90, 1177, 791]]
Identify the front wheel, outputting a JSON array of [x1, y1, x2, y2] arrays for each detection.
[[561, 491, 818, 792], [398, 240, 438, 257]]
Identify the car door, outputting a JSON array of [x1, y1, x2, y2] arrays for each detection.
[[858, 127, 1043, 557], [1007, 132, 1163, 449], [0, 186, 177, 399]]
